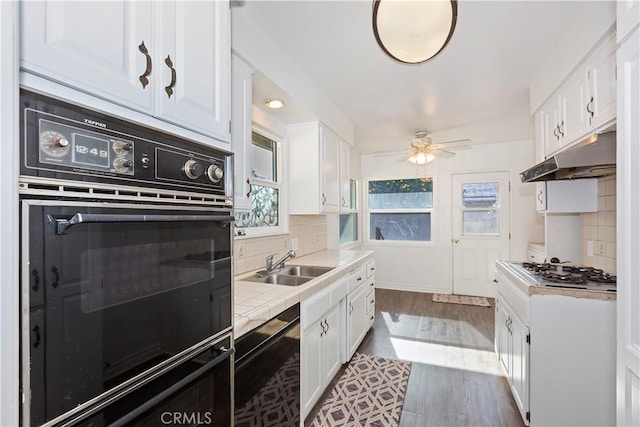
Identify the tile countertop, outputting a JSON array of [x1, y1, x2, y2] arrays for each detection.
[[233, 249, 375, 338]]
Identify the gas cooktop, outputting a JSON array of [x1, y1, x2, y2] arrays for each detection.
[[505, 262, 616, 292]]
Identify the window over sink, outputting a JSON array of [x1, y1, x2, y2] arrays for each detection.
[[235, 130, 284, 236]]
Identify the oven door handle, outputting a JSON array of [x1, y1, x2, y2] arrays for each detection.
[[54, 213, 234, 235], [107, 346, 234, 427]]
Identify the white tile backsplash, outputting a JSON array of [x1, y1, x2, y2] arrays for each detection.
[[234, 215, 328, 275], [580, 175, 616, 273]]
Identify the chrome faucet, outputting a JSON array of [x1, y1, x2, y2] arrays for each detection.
[[266, 250, 296, 273]]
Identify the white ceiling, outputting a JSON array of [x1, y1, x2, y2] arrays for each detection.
[[242, 1, 588, 154]]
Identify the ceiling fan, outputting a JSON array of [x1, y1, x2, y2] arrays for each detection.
[[399, 131, 471, 164]]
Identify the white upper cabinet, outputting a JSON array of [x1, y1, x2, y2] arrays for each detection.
[[21, 1, 230, 143], [288, 122, 341, 214], [155, 1, 230, 140], [21, 1, 154, 113], [340, 141, 351, 212], [539, 33, 616, 158], [231, 55, 254, 211]]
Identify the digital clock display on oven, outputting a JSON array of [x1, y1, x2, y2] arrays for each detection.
[[72, 134, 110, 168]]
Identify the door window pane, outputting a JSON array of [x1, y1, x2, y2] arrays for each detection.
[[463, 210, 498, 235], [370, 213, 431, 241], [462, 182, 498, 208]]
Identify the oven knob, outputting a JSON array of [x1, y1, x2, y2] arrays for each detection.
[[113, 158, 133, 172], [58, 138, 69, 147], [207, 165, 224, 183], [114, 141, 133, 154], [184, 159, 204, 179]]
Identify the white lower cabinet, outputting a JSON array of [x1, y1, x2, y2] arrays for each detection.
[[346, 281, 368, 360], [301, 278, 347, 419]]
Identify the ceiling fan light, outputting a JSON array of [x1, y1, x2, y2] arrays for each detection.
[[373, 0, 458, 64], [425, 153, 435, 163]]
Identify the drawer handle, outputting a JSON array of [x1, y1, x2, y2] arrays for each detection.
[[370, 267, 375, 271], [357, 276, 362, 281], [370, 315, 374, 320], [164, 54, 177, 98], [493, 279, 498, 283], [138, 41, 152, 89], [370, 299, 374, 304]]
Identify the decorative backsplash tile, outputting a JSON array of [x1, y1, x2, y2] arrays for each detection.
[[580, 175, 616, 274], [234, 215, 327, 275]]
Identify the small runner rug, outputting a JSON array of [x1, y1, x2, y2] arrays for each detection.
[[432, 293, 491, 307], [309, 352, 412, 427]]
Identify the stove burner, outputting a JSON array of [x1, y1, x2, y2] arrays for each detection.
[[519, 261, 616, 288], [540, 272, 586, 284]]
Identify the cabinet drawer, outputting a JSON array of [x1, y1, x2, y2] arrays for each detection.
[[366, 288, 375, 314], [366, 260, 376, 278], [348, 266, 367, 293], [330, 277, 348, 306], [301, 288, 331, 330]]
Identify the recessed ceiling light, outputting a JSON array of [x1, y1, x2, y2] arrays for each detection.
[[264, 98, 285, 109]]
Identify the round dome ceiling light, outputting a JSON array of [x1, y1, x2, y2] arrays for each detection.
[[372, 0, 458, 65], [264, 98, 285, 109]]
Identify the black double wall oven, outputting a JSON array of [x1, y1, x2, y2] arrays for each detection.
[[19, 91, 234, 426]]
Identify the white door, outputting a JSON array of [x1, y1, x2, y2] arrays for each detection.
[[156, 0, 230, 141], [20, 1, 153, 113], [616, 27, 640, 427], [452, 172, 510, 297]]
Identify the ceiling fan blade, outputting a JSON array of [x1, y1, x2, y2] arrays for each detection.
[[430, 149, 456, 159], [397, 152, 414, 162], [429, 139, 472, 150]]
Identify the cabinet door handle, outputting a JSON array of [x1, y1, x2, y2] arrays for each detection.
[[322, 193, 326, 205], [31, 269, 40, 292], [558, 120, 565, 137], [349, 302, 353, 314], [164, 55, 177, 98], [51, 266, 60, 289], [370, 299, 375, 304], [341, 197, 346, 207], [246, 179, 253, 198], [32, 325, 41, 349], [553, 126, 559, 139], [325, 319, 329, 333], [138, 41, 152, 89], [320, 320, 326, 337], [537, 190, 543, 203], [586, 96, 594, 117]]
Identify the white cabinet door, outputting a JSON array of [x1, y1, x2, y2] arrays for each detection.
[[340, 142, 351, 211], [347, 283, 368, 359], [320, 126, 340, 213], [616, 27, 640, 427], [535, 182, 546, 212], [542, 98, 563, 156], [497, 300, 511, 378], [562, 66, 589, 144], [156, 1, 230, 140], [510, 313, 530, 424], [301, 320, 324, 419], [618, 0, 640, 44], [231, 55, 253, 211], [588, 36, 616, 130], [20, 1, 153, 113], [322, 305, 342, 386]]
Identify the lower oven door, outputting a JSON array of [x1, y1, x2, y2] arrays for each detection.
[[21, 200, 233, 425], [66, 335, 233, 427], [234, 304, 300, 427]]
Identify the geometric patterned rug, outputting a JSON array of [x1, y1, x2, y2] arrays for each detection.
[[234, 353, 300, 427], [309, 353, 412, 427], [432, 293, 491, 307]]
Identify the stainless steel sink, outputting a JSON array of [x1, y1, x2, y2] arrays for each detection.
[[246, 274, 312, 286], [279, 265, 334, 277]]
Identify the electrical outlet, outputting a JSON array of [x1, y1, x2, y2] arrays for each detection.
[[283, 239, 289, 249], [597, 241, 606, 256], [587, 241, 594, 257], [292, 238, 299, 250], [238, 245, 244, 258]]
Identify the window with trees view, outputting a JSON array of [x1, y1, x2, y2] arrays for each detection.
[[367, 178, 433, 242]]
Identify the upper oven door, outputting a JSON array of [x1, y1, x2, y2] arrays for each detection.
[[21, 199, 233, 425]]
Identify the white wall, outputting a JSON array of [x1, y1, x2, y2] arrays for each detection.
[[361, 139, 543, 294], [0, 2, 19, 425]]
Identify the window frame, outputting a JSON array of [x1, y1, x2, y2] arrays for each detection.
[[235, 125, 288, 239], [364, 175, 437, 247], [339, 176, 360, 248]]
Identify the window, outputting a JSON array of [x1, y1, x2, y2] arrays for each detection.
[[461, 182, 499, 236], [235, 131, 282, 233], [339, 178, 359, 245], [367, 178, 433, 242]]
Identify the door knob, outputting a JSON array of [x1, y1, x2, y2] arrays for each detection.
[[453, 239, 460, 244]]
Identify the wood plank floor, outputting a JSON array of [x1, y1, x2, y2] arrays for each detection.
[[306, 289, 525, 427]]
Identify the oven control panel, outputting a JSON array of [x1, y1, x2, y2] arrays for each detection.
[[20, 91, 231, 195]]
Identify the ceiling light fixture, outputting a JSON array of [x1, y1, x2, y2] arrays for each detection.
[[264, 98, 285, 109], [408, 151, 435, 165], [372, 0, 458, 65]]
